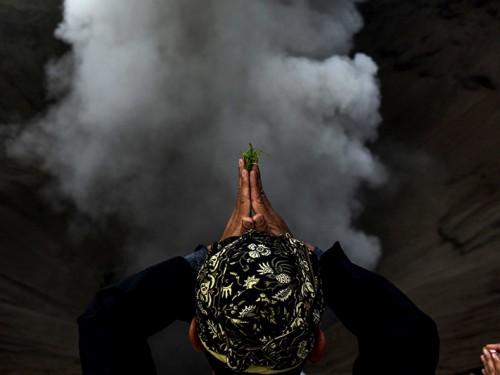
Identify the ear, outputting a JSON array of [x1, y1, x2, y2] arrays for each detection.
[[307, 328, 326, 364], [188, 318, 204, 352]]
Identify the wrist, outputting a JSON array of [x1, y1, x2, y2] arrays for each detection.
[[184, 245, 209, 272]]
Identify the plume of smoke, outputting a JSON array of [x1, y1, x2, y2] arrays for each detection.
[[7, 0, 385, 270]]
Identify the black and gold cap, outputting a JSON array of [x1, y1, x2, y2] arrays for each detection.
[[195, 230, 325, 373]]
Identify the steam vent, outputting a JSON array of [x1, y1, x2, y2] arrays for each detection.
[[1, 0, 499, 374]]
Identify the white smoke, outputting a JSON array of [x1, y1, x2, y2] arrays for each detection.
[[8, 0, 385, 269]]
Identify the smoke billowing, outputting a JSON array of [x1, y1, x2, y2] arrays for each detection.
[[8, 0, 385, 269]]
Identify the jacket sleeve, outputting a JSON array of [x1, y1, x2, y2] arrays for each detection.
[[77, 256, 196, 375], [319, 242, 440, 375]]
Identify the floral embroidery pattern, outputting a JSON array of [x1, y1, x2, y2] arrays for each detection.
[[257, 262, 274, 275], [275, 273, 291, 284], [273, 287, 293, 301], [239, 305, 257, 318], [243, 275, 260, 289]]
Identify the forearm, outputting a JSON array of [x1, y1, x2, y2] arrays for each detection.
[[319, 242, 439, 374], [78, 313, 157, 375], [78, 255, 196, 374], [183, 244, 209, 272]]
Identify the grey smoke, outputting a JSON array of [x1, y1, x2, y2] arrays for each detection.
[[8, 0, 385, 270]]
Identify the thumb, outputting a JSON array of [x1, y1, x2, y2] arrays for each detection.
[[252, 213, 269, 234], [242, 217, 254, 231]]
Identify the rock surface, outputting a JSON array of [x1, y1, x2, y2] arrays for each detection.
[[0, 158, 119, 374], [0, 1, 499, 374], [308, 1, 500, 374], [0, 0, 66, 123]]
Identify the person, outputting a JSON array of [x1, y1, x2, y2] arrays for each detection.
[[77, 159, 440, 374], [482, 343, 500, 374]]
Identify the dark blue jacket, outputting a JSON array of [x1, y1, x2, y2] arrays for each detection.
[[78, 242, 439, 374]]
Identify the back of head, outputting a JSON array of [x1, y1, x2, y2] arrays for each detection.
[[195, 230, 324, 374]]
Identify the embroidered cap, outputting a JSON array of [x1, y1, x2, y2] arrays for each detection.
[[195, 230, 324, 373]]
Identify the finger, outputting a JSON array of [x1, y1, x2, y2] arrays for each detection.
[[482, 352, 491, 370], [252, 213, 269, 233], [494, 352, 500, 372], [235, 159, 243, 204], [239, 166, 251, 216], [487, 344, 500, 351], [241, 217, 254, 232], [484, 348, 496, 373], [238, 158, 244, 177], [482, 357, 491, 375], [250, 164, 271, 213], [236, 158, 251, 215]]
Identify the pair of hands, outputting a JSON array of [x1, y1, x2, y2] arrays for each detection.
[[221, 159, 291, 241], [482, 344, 500, 375]]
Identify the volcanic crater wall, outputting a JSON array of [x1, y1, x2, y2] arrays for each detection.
[[309, 1, 500, 374]]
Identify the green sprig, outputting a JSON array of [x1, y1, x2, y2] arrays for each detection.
[[242, 143, 262, 171]]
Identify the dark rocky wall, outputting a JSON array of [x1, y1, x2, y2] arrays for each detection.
[[0, 159, 117, 375], [1, 1, 499, 374], [0, 2, 118, 374], [0, 0, 66, 123], [308, 1, 500, 374]]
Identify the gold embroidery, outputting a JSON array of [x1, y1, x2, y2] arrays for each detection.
[[243, 275, 260, 289], [222, 282, 233, 298]]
